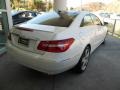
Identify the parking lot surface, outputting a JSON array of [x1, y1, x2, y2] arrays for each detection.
[[0, 35, 120, 90]]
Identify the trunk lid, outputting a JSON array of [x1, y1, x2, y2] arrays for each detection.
[[10, 23, 66, 54]]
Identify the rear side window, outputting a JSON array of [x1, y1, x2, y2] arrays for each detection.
[[80, 14, 94, 27], [27, 12, 78, 27], [90, 14, 102, 25]]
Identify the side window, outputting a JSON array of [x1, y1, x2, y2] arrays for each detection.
[[31, 12, 37, 17], [28, 12, 36, 18], [13, 14, 19, 19], [90, 14, 102, 25], [25, 12, 36, 18], [28, 13, 32, 18], [80, 14, 94, 27], [18, 12, 26, 18]]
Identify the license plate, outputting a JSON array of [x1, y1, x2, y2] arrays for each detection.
[[18, 37, 29, 46]]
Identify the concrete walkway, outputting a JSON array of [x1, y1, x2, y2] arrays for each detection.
[[0, 35, 120, 90]]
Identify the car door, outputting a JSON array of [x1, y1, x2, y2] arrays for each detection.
[[80, 14, 98, 50], [90, 14, 106, 45]]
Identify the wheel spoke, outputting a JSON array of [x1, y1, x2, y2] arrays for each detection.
[[85, 49, 89, 59], [81, 49, 90, 70]]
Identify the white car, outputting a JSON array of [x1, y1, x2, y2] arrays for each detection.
[[7, 11, 107, 75]]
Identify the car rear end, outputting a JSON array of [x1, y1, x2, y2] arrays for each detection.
[[6, 11, 81, 74]]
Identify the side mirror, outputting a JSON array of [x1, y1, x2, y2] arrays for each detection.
[[104, 22, 109, 25]]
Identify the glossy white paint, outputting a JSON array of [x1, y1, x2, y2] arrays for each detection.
[[6, 11, 107, 74]]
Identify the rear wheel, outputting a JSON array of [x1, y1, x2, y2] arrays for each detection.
[[73, 46, 90, 73]]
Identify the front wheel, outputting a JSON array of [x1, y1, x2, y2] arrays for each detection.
[[73, 46, 90, 73]]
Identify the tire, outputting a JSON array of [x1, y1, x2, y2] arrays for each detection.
[[73, 46, 90, 73]]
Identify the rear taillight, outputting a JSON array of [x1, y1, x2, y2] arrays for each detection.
[[8, 33, 11, 41], [37, 38, 74, 53]]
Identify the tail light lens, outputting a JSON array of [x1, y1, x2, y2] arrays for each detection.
[[37, 38, 74, 53], [8, 33, 11, 41]]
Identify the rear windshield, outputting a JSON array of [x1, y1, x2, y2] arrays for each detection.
[[27, 11, 79, 27]]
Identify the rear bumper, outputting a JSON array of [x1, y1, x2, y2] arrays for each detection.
[[6, 42, 79, 75]]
